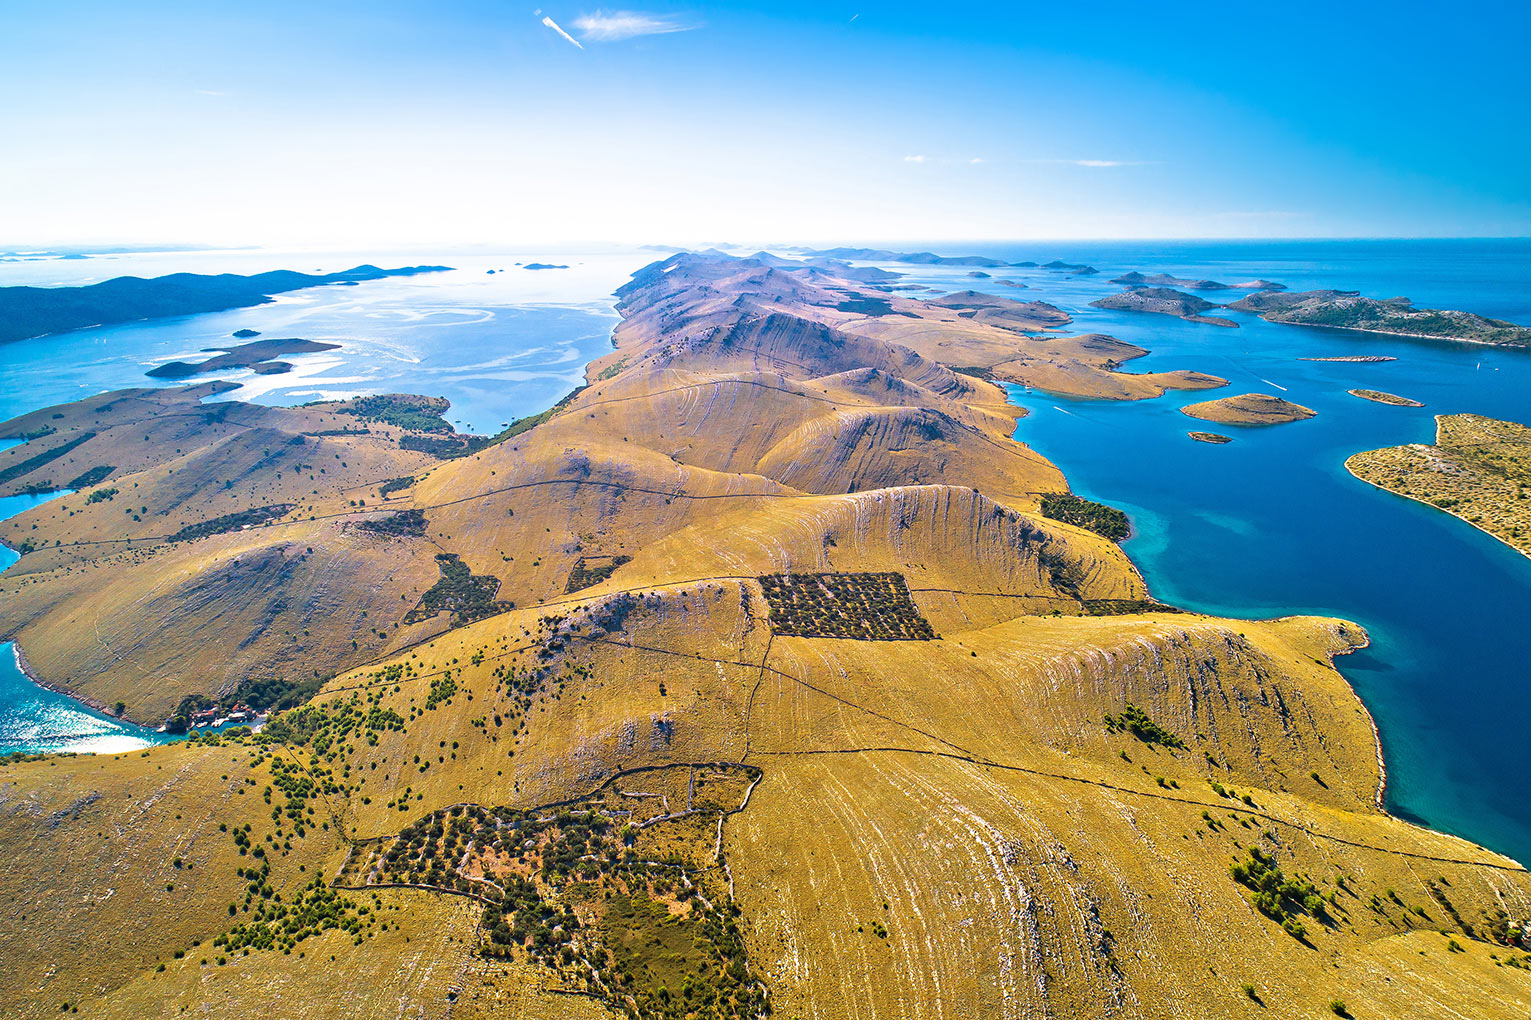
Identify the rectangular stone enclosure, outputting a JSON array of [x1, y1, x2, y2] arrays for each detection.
[[757, 571, 937, 640]]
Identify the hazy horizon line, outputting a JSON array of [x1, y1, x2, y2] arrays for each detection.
[[6, 235, 1531, 255]]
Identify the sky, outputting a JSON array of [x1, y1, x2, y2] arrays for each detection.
[[3, 0, 1529, 247]]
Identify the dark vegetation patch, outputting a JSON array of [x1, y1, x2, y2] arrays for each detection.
[[233, 673, 330, 714], [1104, 703, 1185, 748], [354, 509, 427, 538], [216, 877, 371, 953], [260, 696, 405, 752], [405, 553, 512, 626], [759, 571, 936, 640], [834, 296, 916, 317], [949, 365, 994, 381], [377, 476, 415, 497], [1040, 492, 1131, 541], [65, 464, 115, 488], [168, 504, 295, 543], [565, 555, 632, 593], [399, 433, 495, 459], [1082, 598, 1183, 616], [340, 394, 454, 433], [0, 430, 97, 488], [1229, 846, 1330, 940], [85, 487, 118, 504], [336, 764, 769, 1020]]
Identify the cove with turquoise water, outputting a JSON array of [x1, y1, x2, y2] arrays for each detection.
[[0, 485, 182, 754], [0, 247, 634, 754], [875, 239, 1531, 865], [2, 241, 1529, 869]]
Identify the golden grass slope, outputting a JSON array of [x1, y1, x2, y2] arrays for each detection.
[[1, 252, 1529, 1019], [1348, 412, 1531, 558], [1182, 392, 1318, 426]]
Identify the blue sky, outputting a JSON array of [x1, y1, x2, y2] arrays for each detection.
[[3, 0, 1528, 245]]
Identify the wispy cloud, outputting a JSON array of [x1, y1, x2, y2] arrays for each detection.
[[902, 154, 987, 166], [574, 9, 699, 41], [1027, 158, 1161, 168], [536, 10, 584, 48]]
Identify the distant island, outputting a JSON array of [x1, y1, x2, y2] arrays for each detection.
[[1227, 290, 1531, 347], [929, 290, 1072, 331], [1182, 392, 1317, 425], [523, 263, 568, 270], [797, 247, 1022, 267], [0, 264, 451, 344], [1111, 271, 1284, 292], [1348, 389, 1423, 407], [1348, 414, 1531, 558], [1042, 259, 1098, 274], [146, 337, 341, 379], [1188, 431, 1234, 444], [1092, 286, 1238, 327]]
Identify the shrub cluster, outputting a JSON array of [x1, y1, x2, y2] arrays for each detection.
[[758, 571, 936, 640]]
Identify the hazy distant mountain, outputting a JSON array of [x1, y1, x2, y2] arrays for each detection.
[[0, 264, 451, 344], [798, 247, 1026, 268]]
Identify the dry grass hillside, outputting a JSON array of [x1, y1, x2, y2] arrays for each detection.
[[1348, 413, 1531, 558], [1, 252, 1528, 1020]]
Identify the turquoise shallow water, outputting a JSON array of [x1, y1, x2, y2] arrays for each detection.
[[0, 247, 638, 754], [2, 240, 1530, 867], [0, 487, 178, 754], [877, 239, 1531, 864]]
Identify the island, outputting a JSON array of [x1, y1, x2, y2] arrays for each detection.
[[0, 250, 1523, 1020], [523, 262, 569, 270], [1181, 392, 1317, 425], [929, 289, 1073, 331], [231, 328, 261, 338], [1091, 286, 1239, 327], [1227, 289, 1531, 347], [1188, 431, 1234, 443], [0, 264, 451, 344], [1348, 413, 1531, 558], [1111, 271, 1285, 291], [797, 246, 1024, 267], [1348, 389, 1424, 407], [145, 336, 341, 379]]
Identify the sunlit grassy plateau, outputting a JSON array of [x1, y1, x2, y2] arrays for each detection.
[[1, 253, 1529, 1019]]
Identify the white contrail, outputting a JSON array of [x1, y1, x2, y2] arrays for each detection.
[[539, 12, 583, 48]]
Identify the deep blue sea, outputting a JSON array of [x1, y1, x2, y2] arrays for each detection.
[[879, 239, 1531, 865], [2, 240, 1529, 868]]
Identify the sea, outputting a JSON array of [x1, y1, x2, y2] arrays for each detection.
[[1, 239, 1528, 869]]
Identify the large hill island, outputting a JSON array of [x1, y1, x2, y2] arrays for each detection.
[[0, 264, 450, 343], [0, 252, 1527, 1020]]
